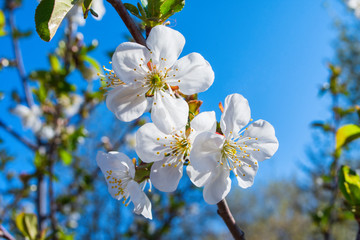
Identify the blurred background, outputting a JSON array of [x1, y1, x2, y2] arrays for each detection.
[[1, 0, 360, 239]]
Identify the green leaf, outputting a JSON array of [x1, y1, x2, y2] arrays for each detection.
[[339, 165, 360, 212], [124, 3, 140, 17], [35, 0, 76, 42], [137, 2, 147, 18], [49, 54, 62, 73], [336, 124, 360, 149], [59, 149, 72, 165], [0, 10, 6, 36], [147, 0, 161, 17], [12, 28, 32, 39], [89, 8, 98, 17], [160, 0, 185, 15], [82, 0, 92, 19], [15, 213, 38, 240], [82, 55, 101, 73]]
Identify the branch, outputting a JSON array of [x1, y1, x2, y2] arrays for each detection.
[[8, 8, 34, 107], [0, 225, 15, 240], [0, 119, 37, 151], [106, 0, 146, 46], [217, 199, 245, 240]]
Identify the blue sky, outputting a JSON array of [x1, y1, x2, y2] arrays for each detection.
[[0, 0, 344, 189]]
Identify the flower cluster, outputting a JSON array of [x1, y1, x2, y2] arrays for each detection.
[[96, 25, 279, 219]]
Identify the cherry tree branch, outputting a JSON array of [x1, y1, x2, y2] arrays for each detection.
[[0, 119, 37, 151], [8, 7, 34, 107], [217, 199, 245, 240], [0, 225, 15, 240], [106, 0, 146, 46]]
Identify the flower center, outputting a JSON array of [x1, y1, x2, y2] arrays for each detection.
[[156, 131, 191, 168], [219, 135, 260, 174], [144, 62, 169, 97], [105, 169, 132, 206]]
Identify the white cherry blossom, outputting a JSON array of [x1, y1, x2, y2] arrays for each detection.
[[12, 104, 55, 140], [96, 151, 152, 219], [12, 104, 42, 132], [59, 94, 84, 118], [105, 25, 214, 134], [189, 94, 279, 204], [135, 111, 216, 192], [347, 0, 360, 18]]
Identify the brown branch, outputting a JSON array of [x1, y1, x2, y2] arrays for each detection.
[[8, 8, 34, 107], [217, 199, 245, 240], [0, 119, 37, 151], [106, 0, 146, 46], [0, 225, 15, 240]]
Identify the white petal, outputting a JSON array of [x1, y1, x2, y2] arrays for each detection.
[[190, 111, 217, 136], [112, 42, 150, 84], [190, 132, 224, 173], [106, 84, 148, 122], [233, 157, 258, 188], [150, 160, 183, 192], [127, 180, 153, 219], [12, 104, 31, 117], [243, 119, 279, 161], [92, 0, 106, 20], [146, 25, 185, 69], [220, 94, 251, 137], [167, 53, 214, 95], [151, 91, 189, 134], [135, 123, 171, 163], [186, 165, 211, 187], [38, 126, 55, 140], [96, 151, 135, 178], [203, 166, 231, 205]]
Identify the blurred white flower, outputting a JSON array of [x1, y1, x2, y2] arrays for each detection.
[[67, 0, 105, 29], [12, 104, 42, 132], [125, 133, 137, 149], [347, 0, 360, 17], [38, 125, 55, 140], [60, 94, 84, 118]]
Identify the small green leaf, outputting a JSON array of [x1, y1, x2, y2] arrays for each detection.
[[49, 54, 62, 73], [35, 0, 76, 42], [15, 213, 38, 240], [59, 149, 72, 165], [336, 124, 360, 149], [339, 165, 360, 211], [89, 8, 98, 17], [147, 0, 160, 17], [160, 0, 185, 15], [137, 2, 147, 18], [82, 55, 101, 73], [124, 3, 140, 17], [0, 10, 7, 36], [82, 0, 93, 19]]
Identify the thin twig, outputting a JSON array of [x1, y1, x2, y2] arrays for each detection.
[[8, 8, 34, 107], [0, 119, 37, 151], [217, 199, 245, 240], [36, 174, 47, 232], [106, 0, 146, 46], [0, 225, 15, 240], [48, 142, 58, 239]]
